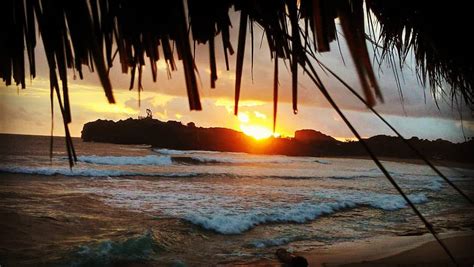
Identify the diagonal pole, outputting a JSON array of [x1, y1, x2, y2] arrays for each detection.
[[301, 56, 458, 265]]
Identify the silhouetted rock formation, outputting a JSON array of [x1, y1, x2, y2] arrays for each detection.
[[294, 129, 336, 143], [81, 118, 474, 163]]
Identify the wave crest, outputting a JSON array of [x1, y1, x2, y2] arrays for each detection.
[[182, 191, 428, 234], [69, 230, 156, 266], [0, 166, 197, 178], [77, 155, 172, 166]]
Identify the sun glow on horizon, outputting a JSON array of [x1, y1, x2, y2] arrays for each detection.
[[240, 124, 274, 140], [238, 112, 279, 140]]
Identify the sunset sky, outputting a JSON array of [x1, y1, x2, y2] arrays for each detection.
[[1, 12, 472, 142]]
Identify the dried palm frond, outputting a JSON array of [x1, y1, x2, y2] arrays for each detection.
[[2, 0, 472, 134], [233, 5, 248, 116], [366, 0, 474, 108]]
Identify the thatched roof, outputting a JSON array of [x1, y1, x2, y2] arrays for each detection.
[[1, 1, 472, 262], [2, 0, 472, 113]]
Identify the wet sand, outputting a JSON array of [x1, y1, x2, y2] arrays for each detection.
[[304, 232, 474, 267], [353, 234, 474, 266], [229, 233, 474, 267]]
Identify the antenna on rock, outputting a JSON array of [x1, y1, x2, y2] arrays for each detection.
[[146, 109, 153, 119]]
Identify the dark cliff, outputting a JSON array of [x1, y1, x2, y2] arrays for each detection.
[[82, 118, 474, 163]]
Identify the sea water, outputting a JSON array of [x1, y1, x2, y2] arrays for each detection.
[[0, 134, 473, 266]]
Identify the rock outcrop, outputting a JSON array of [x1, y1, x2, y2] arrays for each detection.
[[81, 118, 474, 163]]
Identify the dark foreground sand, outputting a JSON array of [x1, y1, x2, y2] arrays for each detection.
[[349, 235, 474, 267], [229, 233, 474, 267], [309, 233, 474, 267]]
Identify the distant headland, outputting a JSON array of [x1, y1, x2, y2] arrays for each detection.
[[81, 118, 474, 163]]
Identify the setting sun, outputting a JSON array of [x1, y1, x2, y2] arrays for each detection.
[[238, 112, 278, 140], [240, 124, 273, 140]]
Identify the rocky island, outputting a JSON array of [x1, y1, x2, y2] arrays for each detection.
[[81, 118, 474, 163]]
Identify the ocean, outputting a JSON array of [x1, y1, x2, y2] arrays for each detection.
[[0, 134, 473, 266]]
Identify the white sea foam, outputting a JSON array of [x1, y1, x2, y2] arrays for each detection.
[[80, 183, 428, 234], [175, 154, 328, 165], [250, 237, 293, 248], [70, 230, 155, 266], [423, 180, 444, 191], [2, 159, 446, 193], [77, 155, 172, 166], [154, 148, 222, 155], [154, 148, 330, 165], [183, 192, 427, 234], [311, 189, 428, 211], [75, 153, 320, 166], [0, 166, 197, 178], [183, 201, 351, 234], [0, 164, 448, 193], [249, 235, 310, 248], [0, 164, 343, 180], [154, 148, 189, 155]]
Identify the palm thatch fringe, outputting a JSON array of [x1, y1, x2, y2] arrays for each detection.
[[2, 0, 472, 132], [234, 7, 247, 115], [273, 54, 279, 133], [1, 0, 472, 111], [366, 0, 473, 106]]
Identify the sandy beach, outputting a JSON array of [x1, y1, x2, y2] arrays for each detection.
[[229, 232, 474, 266], [307, 232, 474, 267]]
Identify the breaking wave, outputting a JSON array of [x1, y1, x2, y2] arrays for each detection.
[[77, 155, 172, 166], [0, 166, 448, 190], [248, 235, 311, 248], [154, 148, 331, 165], [84, 184, 429, 235], [68, 230, 156, 266], [184, 192, 427, 234], [154, 148, 222, 155], [67, 152, 331, 166], [0, 166, 197, 178], [171, 155, 329, 165]]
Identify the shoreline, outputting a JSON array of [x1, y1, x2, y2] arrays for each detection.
[[348, 235, 474, 266], [304, 231, 474, 267], [229, 231, 474, 266]]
